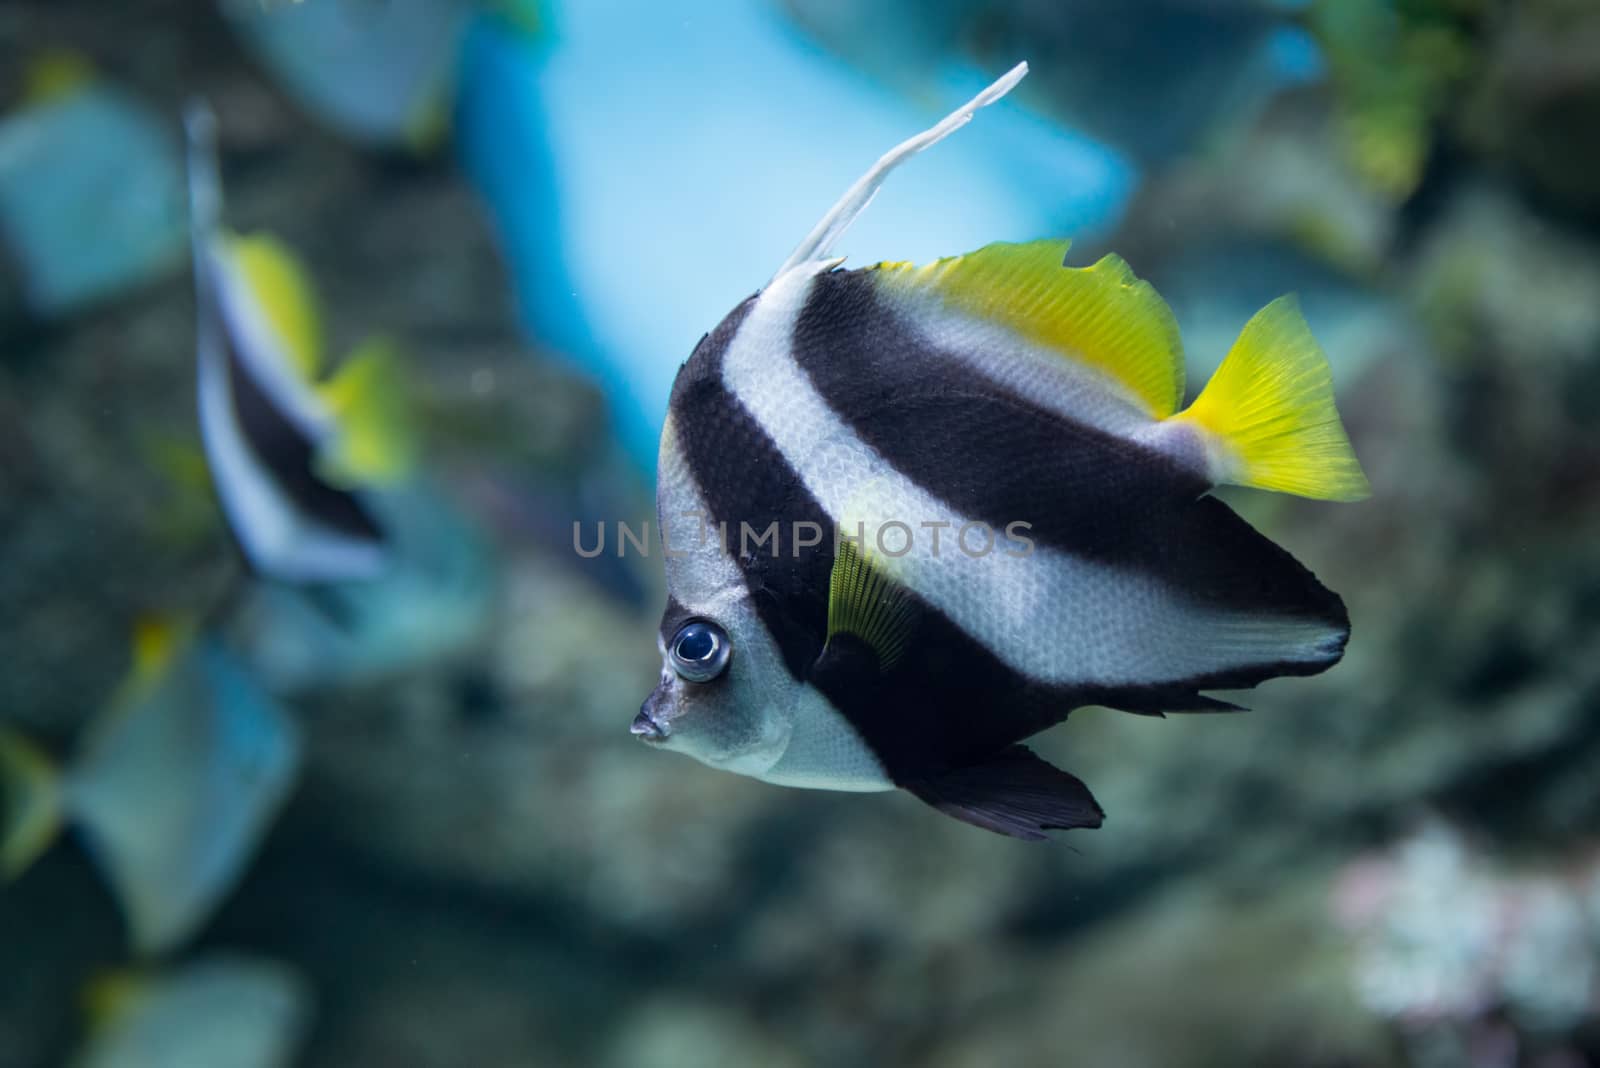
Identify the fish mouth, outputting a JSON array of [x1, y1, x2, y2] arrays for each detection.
[[631, 707, 669, 743]]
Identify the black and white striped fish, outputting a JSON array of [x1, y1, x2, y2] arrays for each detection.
[[185, 102, 413, 586], [634, 63, 1369, 840]]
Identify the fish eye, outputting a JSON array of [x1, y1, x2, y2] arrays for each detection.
[[670, 620, 730, 683]]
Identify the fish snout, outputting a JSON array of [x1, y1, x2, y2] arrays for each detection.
[[632, 681, 673, 743], [631, 707, 667, 741]]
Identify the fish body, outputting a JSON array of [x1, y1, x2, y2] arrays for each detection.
[[0, 625, 301, 953], [0, 67, 185, 319], [638, 64, 1369, 839], [74, 956, 310, 1068]]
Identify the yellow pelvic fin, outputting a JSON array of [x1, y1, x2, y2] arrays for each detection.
[[0, 729, 64, 880], [826, 537, 917, 671], [1174, 295, 1370, 502], [873, 239, 1186, 417], [314, 336, 418, 488], [225, 233, 324, 381]]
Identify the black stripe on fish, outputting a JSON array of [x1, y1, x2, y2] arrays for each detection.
[[667, 295, 831, 680], [225, 331, 385, 546], [657, 594, 693, 646], [665, 293, 1267, 784], [789, 267, 1348, 638]]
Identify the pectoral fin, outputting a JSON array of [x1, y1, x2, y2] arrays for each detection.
[[824, 537, 918, 672], [903, 746, 1104, 841]]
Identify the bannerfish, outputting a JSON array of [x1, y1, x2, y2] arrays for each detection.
[[185, 101, 415, 586], [635, 62, 1370, 840], [185, 102, 493, 689], [0, 620, 301, 953]]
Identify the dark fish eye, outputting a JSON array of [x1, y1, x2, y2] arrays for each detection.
[[670, 620, 730, 683]]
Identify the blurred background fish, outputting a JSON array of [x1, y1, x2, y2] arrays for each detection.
[[2, 0, 1599, 1065], [0, 51, 185, 323], [185, 99, 497, 692], [72, 956, 310, 1068], [187, 101, 407, 584], [1, 620, 300, 956]]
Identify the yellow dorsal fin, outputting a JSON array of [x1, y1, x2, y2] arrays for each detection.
[[1174, 295, 1370, 502], [825, 537, 917, 671], [872, 239, 1186, 417], [225, 233, 324, 381], [314, 336, 417, 488], [0, 729, 63, 880]]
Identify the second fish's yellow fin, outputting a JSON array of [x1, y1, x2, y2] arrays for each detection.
[[226, 233, 324, 381], [1176, 296, 1370, 502], [826, 538, 917, 671], [874, 239, 1186, 417], [0, 729, 64, 880], [315, 336, 417, 488]]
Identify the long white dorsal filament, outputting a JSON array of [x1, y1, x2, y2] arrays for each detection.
[[183, 99, 223, 248], [772, 60, 1029, 281]]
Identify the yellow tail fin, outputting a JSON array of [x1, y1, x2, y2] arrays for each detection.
[[314, 336, 418, 488], [1175, 296, 1370, 502], [0, 729, 64, 879]]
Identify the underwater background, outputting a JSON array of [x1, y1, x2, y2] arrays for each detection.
[[2, 1, 1599, 1066]]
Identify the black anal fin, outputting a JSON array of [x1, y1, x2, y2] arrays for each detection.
[[904, 746, 1105, 841]]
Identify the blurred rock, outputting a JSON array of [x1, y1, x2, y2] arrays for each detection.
[[1335, 821, 1600, 1063], [786, 0, 1323, 166], [1461, 0, 1600, 220]]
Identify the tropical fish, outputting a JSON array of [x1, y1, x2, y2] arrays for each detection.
[[0, 621, 301, 953], [635, 63, 1369, 840], [185, 103, 494, 691], [73, 955, 310, 1068], [185, 101, 416, 585], [0, 52, 185, 320]]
